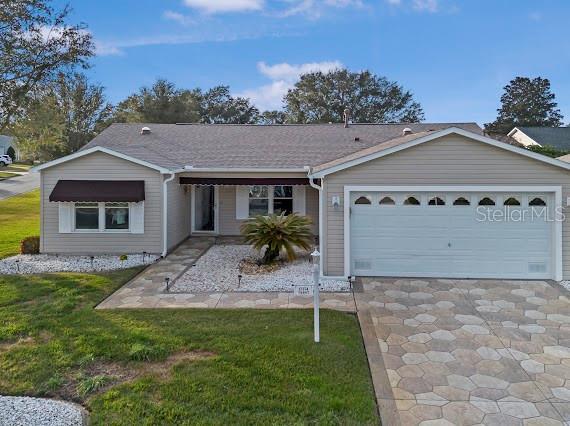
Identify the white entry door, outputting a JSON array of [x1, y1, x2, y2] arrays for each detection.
[[349, 191, 554, 279]]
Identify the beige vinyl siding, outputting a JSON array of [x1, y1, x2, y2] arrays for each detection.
[[167, 179, 190, 250], [214, 185, 319, 236], [323, 134, 570, 278], [41, 151, 163, 254]]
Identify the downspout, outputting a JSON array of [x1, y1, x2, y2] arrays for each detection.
[[162, 171, 176, 257], [305, 166, 324, 278]]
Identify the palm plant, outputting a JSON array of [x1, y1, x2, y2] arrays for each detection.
[[240, 213, 313, 264]]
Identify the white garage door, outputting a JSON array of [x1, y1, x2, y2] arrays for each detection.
[[350, 191, 554, 279]]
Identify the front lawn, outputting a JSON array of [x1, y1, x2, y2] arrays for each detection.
[[0, 190, 40, 259], [0, 171, 18, 181], [0, 269, 378, 425]]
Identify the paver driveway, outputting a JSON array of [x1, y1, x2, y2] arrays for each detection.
[[355, 278, 570, 425]]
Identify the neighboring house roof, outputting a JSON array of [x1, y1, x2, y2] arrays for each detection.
[[80, 122, 483, 170], [310, 127, 570, 177], [0, 135, 14, 148], [508, 127, 570, 150]]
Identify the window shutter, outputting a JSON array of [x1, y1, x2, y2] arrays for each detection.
[[293, 186, 306, 215], [131, 202, 145, 234], [58, 203, 73, 233], [236, 186, 250, 219]]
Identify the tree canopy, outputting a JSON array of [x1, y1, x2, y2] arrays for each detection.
[[283, 69, 424, 124], [13, 73, 111, 161], [485, 77, 564, 134], [0, 0, 94, 130], [112, 80, 260, 124]]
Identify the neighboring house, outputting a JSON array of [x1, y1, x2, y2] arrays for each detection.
[[0, 135, 18, 160], [34, 122, 570, 281], [508, 126, 570, 150]]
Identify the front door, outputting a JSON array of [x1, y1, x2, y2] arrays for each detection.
[[193, 185, 218, 233]]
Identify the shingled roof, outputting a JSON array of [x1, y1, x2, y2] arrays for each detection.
[[512, 127, 570, 151], [82, 122, 482, 170]]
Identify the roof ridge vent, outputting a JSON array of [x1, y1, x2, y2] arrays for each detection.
[[402, 127, 413, 136], [141, 126, 151, 135]]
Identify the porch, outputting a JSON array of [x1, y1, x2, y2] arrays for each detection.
[[174, 174, 319, 240]]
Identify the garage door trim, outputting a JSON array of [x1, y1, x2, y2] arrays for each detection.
[[343, 185, 563, 281]]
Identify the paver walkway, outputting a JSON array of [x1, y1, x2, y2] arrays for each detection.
[[97, 238, 355, 311], [355, 278, 570, 425]]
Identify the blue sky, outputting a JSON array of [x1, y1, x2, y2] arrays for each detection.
[[58, 0, 570, 125]]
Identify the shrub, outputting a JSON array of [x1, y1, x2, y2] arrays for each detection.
[[76, 375, 112, 397], [240, 213, 313, 264], [128, 343, 164, 361], [20, 236, 40, 254]]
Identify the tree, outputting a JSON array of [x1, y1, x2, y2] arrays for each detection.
[[113, 79, 201, 124], [13, 73, 111, 161], [198, 86, 260, 124], [259, 110, 288, 124], [485, 77, 564, 134], [284, 69, 424, 124], [112, 81, 259, 124], [0, 0, 94, 130]]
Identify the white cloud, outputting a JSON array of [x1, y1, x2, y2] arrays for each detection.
[[258, 60, 343, 82], [35, 25, 122, 56], [239, 60, 343, 110], [163, 10, 195, 26], [412, 0, 438, 12], [281, 0, 363, 18], [182, 0, 264, 14]]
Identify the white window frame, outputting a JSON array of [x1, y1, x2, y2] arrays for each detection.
[[73, 202, 132, 233], [248, 185, 294, 217]]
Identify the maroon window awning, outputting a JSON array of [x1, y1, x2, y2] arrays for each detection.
[[49, 180, 145, 202], [179, 177, 310, 185]]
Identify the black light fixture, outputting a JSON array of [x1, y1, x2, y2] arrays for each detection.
[[238, 274, 242, 287], [165, 277, 171, 292]]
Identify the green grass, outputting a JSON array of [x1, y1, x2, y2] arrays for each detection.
[[0, 270, 378, 425], [0, 171, 18, 181], [2, 163, 32, 173], [0, 190, 40, 259]]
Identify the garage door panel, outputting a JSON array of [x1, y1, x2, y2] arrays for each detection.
[[350, 191, 553, 279]]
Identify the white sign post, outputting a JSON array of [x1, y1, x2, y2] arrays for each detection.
[[311, 249, 320, 343]]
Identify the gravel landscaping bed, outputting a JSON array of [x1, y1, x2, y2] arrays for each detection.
[[0, 253, 159, 274], [172, 245, 349, 293], [0, 396, 85, 426]]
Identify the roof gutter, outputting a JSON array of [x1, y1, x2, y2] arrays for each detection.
[[174, 166, 308, 173], [305, 166, 324, 278], [162, 172, 176, 257]]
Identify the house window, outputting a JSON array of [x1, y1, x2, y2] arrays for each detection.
[[379, 196, 395, 205], [248, 185, 294, 216], [354, 196, 372, 205], [478, 197, 495, 206], [273, 185, 293, 215], [105, 203, 129, 230], [504, 197, 521, 206], [453, 197, 470, 206], [74, 202, 132, 232], [529, 197, 546, 207], [428, 196, 445, 206], [75, 203, 99, 230], [403, 196, 420, 206]]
